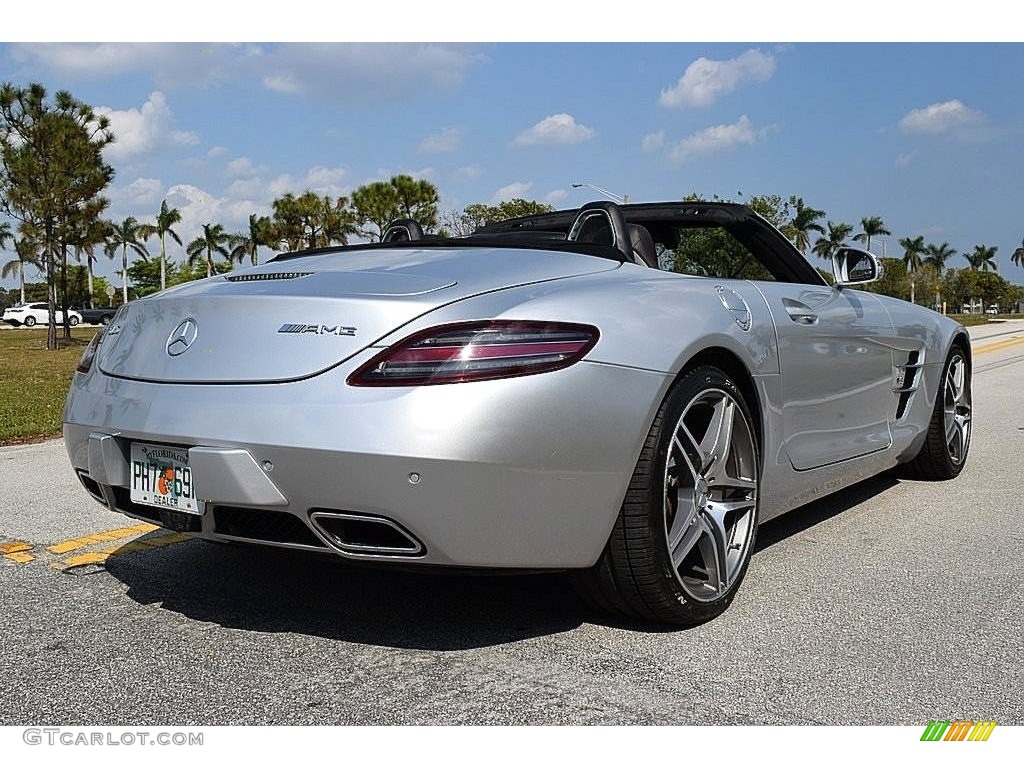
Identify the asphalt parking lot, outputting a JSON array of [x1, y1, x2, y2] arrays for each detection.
[[1, 323, 1022, 725]]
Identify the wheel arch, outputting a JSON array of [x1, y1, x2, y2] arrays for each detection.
[[950, 330, 972, 368], [672, 346, 763, 452]]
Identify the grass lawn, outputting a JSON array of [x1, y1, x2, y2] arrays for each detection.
[[949, 313, 1024, 327], [0, 328, 93, 445]]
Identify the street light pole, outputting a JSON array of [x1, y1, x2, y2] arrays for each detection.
[[571, 182, 629, 205]]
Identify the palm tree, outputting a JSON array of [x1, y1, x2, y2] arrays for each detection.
[[0, 221, 13, 295], [854, 216, 891, 253], [899, 235, 927, 304], [924, 242, 956, 311], [229, 214, 275, 266], [69, 218, 111, 308], [2, 223, 42, 306], [964, 245, 998, 272], [186, 223, 231, 278], [138, 199, 183, 292], [811, 221, 854, 261], [782, 197, 826, 255], [1010, 238, 1024, 269], [924, 241, 956, 271], [105, 217, 150, 304], [2, 227, 43, 306]]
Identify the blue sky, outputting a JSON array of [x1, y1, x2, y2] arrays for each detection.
[[2, 36, 1023, 289]]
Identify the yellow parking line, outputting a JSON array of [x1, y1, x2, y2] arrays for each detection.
[[46, 523, 158, 555], [122, 531, 194, 550], [61, 551, 111, 567], [973, 335, 1024, 356], [1, 541, 34, 564], [55, 531, 193, 570]]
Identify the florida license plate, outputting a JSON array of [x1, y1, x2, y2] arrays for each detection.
[[129, 442, 199, 514]]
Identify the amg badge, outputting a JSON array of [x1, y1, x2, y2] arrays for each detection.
[[278, 323, 357, 336]]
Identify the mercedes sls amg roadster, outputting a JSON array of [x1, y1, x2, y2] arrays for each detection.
[[64, 201, 972, 625]]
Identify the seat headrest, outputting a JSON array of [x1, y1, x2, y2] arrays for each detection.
[[628, 224, 658, 268]]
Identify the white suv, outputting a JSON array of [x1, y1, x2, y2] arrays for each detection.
[[2, 303, 83, 327]]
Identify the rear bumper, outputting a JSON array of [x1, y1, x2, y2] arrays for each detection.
[[64, 359, 670, 568]]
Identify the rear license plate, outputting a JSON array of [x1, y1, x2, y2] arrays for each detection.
[[129, 443, 199, 514]]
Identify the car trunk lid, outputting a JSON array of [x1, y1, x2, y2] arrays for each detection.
[[97, 246, 618, 383]]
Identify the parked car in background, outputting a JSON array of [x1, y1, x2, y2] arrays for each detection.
[[2, 303, 82, 327], [75, 306, 118, 325], [985, 305, 999, 315]]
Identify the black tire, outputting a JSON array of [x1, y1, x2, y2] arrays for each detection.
[[574, 365, 760, 625], [901, 346, 972, 480], [69, 315, 79, 326], [23, 315, 36, 327]]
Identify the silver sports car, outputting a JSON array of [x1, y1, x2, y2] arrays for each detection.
[[64, 201, 972, 625]]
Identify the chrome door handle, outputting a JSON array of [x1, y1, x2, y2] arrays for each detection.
[[782, 298, 819, 325]]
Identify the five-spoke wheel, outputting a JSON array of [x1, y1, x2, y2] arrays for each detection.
[[942, 352, 971, 466], [665, 387, 758, 603], [576, 365, 760, 625]]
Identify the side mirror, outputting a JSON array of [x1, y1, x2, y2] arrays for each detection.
[[832, 247, 883, 286]]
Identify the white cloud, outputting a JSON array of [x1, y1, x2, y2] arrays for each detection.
[[898, 100, 985, 135], [11, 43, 179, 79], [660, 49, 776, 108], [123, 177, 163, 207], [262, 74, 301, 94], [642, 130, 665, 153], [513, 114, 595, 146], [8, 43, 254, 90], [206, 146, 229, 158], [667, 115, 769, 162], [545, 189, 568, 204], [96, 92, 198, 162], [266, 166, 350, 199], [896, 151, 917, 167], [454, 164, 483, 181], [419, 128, 463, 154], [163, 183, 224, 247], [10, 43, 483, 105], [225, 157, 267, 178], [492, 182, 533, 203], [401, 167, 436, 181], [225, 178, 266, 199], [255, 43, 482, 103]]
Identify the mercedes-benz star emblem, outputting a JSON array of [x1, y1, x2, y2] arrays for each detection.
[[166, 318, 199, 357]]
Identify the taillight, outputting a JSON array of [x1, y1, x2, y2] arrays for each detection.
[[348, 321, 599, 386], [76, 330, 103, 374]]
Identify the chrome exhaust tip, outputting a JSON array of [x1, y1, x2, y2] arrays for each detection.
[[309, 511, 425, 557]]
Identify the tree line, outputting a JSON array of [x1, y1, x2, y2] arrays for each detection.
[[2, 82, 1023, 351], [701, 193, 1024, 314]]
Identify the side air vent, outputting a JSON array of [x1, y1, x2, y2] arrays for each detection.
[[225, 272, 312, 282], [894, 350, 924, 420]]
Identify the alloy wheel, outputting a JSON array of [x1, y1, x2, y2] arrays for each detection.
[[943, 353, 971, 465], [664, 388, 758, 602]]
